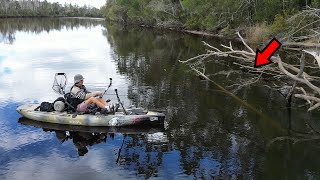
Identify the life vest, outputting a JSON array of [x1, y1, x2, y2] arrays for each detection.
[[65, 84, 88, 112]]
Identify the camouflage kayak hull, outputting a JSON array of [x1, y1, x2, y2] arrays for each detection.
[[18, 117, 165, 133], [16, 104, 165, 127]]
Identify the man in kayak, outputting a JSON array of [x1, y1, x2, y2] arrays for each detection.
[[70, 74, 110, 113]]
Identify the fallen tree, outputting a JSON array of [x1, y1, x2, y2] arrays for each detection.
[[180, 31, 320, 111], [180, 6, 320, 112], [179, 30, 320, 146]]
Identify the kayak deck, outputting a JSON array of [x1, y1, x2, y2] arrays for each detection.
[[17, 104, 165, 127]]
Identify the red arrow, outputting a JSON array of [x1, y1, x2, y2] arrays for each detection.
[[254, 38, 282, 68]]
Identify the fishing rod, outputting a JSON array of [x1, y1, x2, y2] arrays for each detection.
[[115, 89, 127, 115], [99, 78, 112, 98], [103, 93, 127, 96]]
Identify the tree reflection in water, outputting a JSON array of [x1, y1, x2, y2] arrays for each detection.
[[0, 18, 104, 44], [103, 23, 320, 179], [6, 18, 320, 179], [103, 23, 265, 178]]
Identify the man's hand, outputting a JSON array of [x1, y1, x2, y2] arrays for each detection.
[[95, 92, 103, 97]]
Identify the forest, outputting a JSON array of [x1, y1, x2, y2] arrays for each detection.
[[0, 0, 103, 17], [103, 0, 320, 41]]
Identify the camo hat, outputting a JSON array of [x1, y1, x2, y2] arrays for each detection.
[[74, 74, 84, 84]]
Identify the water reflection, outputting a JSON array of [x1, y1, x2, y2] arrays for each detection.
[[104, 23, 320, 179], [17, 117, 170, 179], [1, 18, 320, 179], [19, 117, 166, 158], [0, 18, 105, 44], [0, 18, 128, 106]]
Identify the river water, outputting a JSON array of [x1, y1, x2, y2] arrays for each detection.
[[0, 18, 320, 179]]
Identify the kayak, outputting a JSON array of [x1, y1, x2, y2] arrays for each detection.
[[18, 117, 165, 133], [16, 104, 165, 127]]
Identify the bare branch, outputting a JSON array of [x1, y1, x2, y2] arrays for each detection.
[[295, 94, 320, 103], [296, 87, 312, 104], [236, 31, 255, 53], [303, 50, 320, 69], [179, 54, 209, 63], [308, 103, 320, 111]]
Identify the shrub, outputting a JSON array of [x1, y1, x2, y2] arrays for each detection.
[[245, 23, 271, 43], [271, 14, 288, 35]]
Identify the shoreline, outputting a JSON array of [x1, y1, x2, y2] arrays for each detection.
[[147, 24, 320, 48], [0, 16, 103, 19], [131, 22, 243, 42], [2, 16, 318, 48]]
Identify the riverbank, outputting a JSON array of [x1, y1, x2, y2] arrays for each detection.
[[109, 20, 320, 49], [104, 0, 320, 48]]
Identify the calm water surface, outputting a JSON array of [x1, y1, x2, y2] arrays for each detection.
[[0, 18, 320, 179]]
